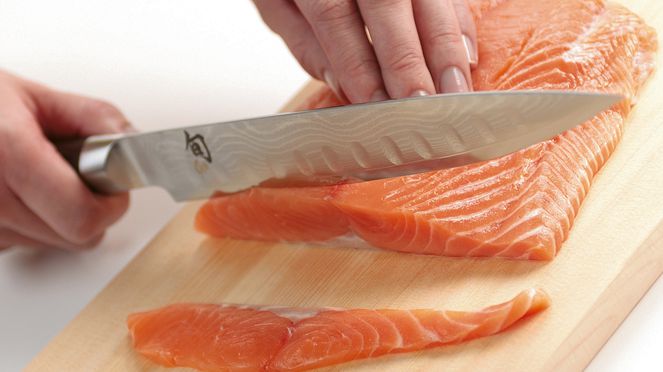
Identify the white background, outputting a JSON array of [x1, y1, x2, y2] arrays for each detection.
[[0, 1, 660, 371]]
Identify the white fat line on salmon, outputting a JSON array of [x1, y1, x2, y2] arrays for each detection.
[[218, 304, 342, 322], [405, 310, 439, 343], [285, 232, 377, 251], [387, 158, 508, 206], [412, 164, 531, 215]]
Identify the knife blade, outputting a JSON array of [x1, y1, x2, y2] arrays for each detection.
[[62, 90, 621, 201]]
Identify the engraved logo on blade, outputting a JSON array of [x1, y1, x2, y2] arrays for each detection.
[[185, 130, 212, 163], [185, 130, 211, 175]]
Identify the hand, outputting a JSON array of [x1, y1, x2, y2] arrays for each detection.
[[254, 0, 477, 103], [0, 71, 131, 250]]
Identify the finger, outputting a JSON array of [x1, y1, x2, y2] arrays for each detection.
[[295, 0, 387, 103], [0, 228, 51, 250], [253, 0, 347, 102], [0, 183, 63, 244], [0, 228, 103, 251], [254, 0, 329, 79], [413, 0, 473, 93], [20, 78, 134, 138], [452, 0, 478, 68], [0, 184, 103, 249], [357, 0, 435, 98], [5, 125, 129, 245]]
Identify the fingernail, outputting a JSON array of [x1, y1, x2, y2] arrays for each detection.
[[370, 89, 389, 102], [410, 89, 429, 97], [462, 34, 478, 67], [440, 66, 469, 93], [323, 69, 342, 98], [120, 120, 139, 133]]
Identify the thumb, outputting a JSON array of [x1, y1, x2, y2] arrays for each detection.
[[22, 79, 134, 138]]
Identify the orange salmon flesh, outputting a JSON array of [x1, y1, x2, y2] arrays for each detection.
[[128, 289, 550, 371], [196, 0, 657, 260]]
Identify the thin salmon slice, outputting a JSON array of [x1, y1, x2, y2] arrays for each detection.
[[196, 0, 657, 260], [128, 289, 549, 371]]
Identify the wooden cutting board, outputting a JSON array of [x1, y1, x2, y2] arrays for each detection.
[[27, 1, 663, 370]]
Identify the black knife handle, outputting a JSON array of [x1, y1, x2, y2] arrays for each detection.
[[54, 138, 87, 172]]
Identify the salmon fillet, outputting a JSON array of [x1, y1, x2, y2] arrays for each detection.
[[128, 289, 549, 371], [196, 0, 657, 260]]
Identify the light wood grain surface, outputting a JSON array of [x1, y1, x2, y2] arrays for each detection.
[[27, 1, 663, 370]]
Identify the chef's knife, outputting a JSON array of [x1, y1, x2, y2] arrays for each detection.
[[57, 90, 621, 201]]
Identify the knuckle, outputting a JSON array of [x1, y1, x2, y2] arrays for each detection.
[[307, 0, 356, 24], [361, 0, 404, 9], [426, 28, 462, 48], [339, 54, 379, 80], [385, 48, 425, 74]]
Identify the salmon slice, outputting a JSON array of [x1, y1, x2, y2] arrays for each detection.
[[196, 0, 657, 260], [128, 289, 549, 371]]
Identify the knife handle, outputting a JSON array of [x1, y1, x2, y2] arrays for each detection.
[[54, 134, 133, 194], [55, 138, 86, 172]]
